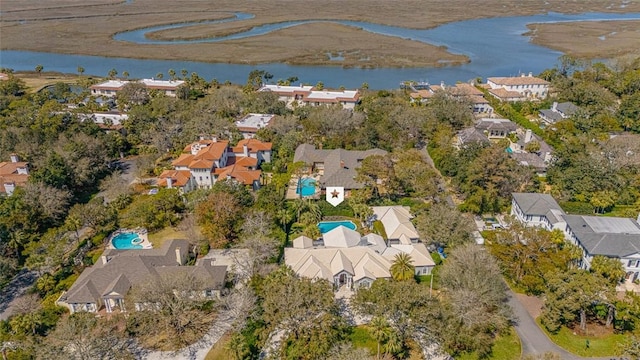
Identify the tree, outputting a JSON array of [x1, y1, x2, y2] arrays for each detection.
[[196, 191, 242, 248], [415, 203, 474, 248], [122, 71, 129, 79], [390, 253, 414, 281], [325, 343, 371, 360], [590, 190, 616, 214], [34, 64, 43, 76], [370, 316, 392, 359], [116, 82, 149, 107], [155, 72, 164, 80], [127, 270, 217, 350], [541, 270, 614, 332], [260, 267, 346, 359], [525, 140, 541, 153], [107, 68, 118, 79], [438, 244, 512, 356], [76, 66, 85, 76], [37, 313, 133, 360], [168, 69, 176, 81], [590, 255, 625, 285]]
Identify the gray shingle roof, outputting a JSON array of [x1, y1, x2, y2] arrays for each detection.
[[60, 239, 226, 305], [565, 215, 640, 257], [458, 127, 490, 145], [539, 109, 564, 123], [475, 118, 518, 132], [512, 193, 565, 224], [556, 102, 579, 117], [293, 144, 387, 189]]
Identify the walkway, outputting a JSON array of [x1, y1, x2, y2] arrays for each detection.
[[508, 290, 610, 360]]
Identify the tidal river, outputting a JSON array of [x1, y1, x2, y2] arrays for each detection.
[[2, 11, 640, 89]]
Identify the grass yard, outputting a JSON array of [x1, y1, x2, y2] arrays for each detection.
[[456, 328, 521, 360], [349, 325, 377, 356], [536, 318, 626, 357], [205, 332, 232, 360], [148, 226, 191, 248]]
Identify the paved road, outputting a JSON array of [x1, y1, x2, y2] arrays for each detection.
[[0, 269, 37, 321], [508, 290, 611, 360]]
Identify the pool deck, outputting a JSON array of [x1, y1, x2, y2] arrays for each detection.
[[286, 175, 321, 200], [107, 229, 153, 250]]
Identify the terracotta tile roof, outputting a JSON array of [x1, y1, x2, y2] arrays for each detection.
[[229, 156, 258, 168], [214, 164, 261, 185], [233, 139, 272, 153], [171, 154, 195, 167], [189, 159, 214, 169], [157, 170, 192, 187]]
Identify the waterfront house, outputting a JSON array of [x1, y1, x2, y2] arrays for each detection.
[[0, 154, 29, 196], [90, 79, 185, 98], [57, 240, 227, 314], [487, 73, 549, 100], [235, 113, 275, 139]]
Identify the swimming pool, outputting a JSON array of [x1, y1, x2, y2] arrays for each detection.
[[111, 232, 143, 249], [296, 177, 317, 197], [317, 220, 357, 234]]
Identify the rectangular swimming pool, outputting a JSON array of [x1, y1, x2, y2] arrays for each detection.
[[317, 220, 357, 234]]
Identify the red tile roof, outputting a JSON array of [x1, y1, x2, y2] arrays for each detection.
[[157, 170, 192, 187], [232, 139, 272, 153]]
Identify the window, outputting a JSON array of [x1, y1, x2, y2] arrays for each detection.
[[629, 260, 637, 267]]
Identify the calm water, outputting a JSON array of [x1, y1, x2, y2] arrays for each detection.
[[2, 12, 640, 89]]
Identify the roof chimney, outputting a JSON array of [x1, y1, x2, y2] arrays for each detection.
[[101, 255, 109, 265], [243, 143, 249, 157], [9, 154, 19, 163], [175, 247, 184, 265], [340, 160, 345, 168], [166, 177, 173, 189], [212, 136, 217, 143], [552, 102, 558, 112], [525, 129, 533, 144], [528, 72, 533, 77], [440, 81, 445, 89]]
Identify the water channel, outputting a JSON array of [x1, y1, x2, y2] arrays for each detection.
[[1, 11, 639, 89]]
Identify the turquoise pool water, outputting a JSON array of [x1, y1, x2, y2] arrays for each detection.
[[296, 178, 317, 197], [317, 220, 357, 234], [111, 232, 143, 249]]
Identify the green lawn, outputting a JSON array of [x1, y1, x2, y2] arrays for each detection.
[[456, 328, 521, 360], [349, 325, 377, 356], [536, 318, 626, 357]]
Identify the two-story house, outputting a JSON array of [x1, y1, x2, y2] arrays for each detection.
[[487, 73, 549, 100], [90, 79, 185, 98], [511, 193, 566, 231], [539, 101, 579, 124]]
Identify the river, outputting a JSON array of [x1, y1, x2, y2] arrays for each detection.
[[2, 11, 640, 89]]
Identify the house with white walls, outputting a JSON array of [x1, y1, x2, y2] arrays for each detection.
[[487, 73, 549, 100]]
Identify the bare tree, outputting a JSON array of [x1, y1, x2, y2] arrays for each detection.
[[127, 271, 218, 350], [98, 172, 132, 203], [22, 182, 71, 222], [36, 313, 134, 360]]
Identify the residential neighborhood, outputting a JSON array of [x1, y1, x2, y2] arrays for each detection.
[[2, 56, 640, 360]]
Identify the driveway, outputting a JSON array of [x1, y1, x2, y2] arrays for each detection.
[[0, 269, 37, 321], [508, 290, 610, 359]]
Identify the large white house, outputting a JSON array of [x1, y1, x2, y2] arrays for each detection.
[[90, 79, 185, 97], [159, 137, 271, 193], [285, 226, 435, 290], [564, 215, 640, 282], [258, 84, 360, 109], [510, 193, 640, 284], [511, 193, 566, 231], [487, 73, 549, 100], [235, 113, 275, 139]]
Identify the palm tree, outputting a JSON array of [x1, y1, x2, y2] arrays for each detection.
[[370, 316, 391, 359], [34, 64, 43, 77], [390, 253, 414, 281], [276, 208, 292, 233], [383, 330, 403, 356], [76, 66, 85, 76]]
